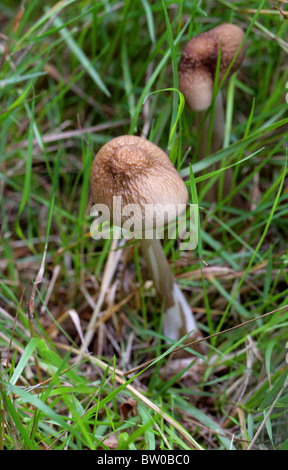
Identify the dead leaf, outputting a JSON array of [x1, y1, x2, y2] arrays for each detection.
[[101, 433, 119, 449], [120, 398, 138, 420]]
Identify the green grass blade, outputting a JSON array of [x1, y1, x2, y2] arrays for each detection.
[[10, 337, 43, 386], [52, 16, 110, 97]]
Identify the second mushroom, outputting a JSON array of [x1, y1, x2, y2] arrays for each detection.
[[178, 23, 246, 202]]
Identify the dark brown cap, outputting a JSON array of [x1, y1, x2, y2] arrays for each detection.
[[178, 23, 246, 111]]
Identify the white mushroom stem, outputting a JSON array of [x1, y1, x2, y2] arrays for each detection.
[[140, 237, 200, 342], [195, 91, 225, 160], [195, 90, 234, 202]]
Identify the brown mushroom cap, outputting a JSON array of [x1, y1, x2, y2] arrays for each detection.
[[178, 23, 246, 111], [90, 135, 188, 231]]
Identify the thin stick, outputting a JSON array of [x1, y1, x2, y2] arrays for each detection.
[[247, 376, 288, 450], [124, 303, 288, 375], [83, 231, 123, 349]]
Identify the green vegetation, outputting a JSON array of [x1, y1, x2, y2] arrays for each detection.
[[0, 0, 288, 450]]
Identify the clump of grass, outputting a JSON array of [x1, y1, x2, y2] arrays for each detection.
[[0, 0, 288, 450]]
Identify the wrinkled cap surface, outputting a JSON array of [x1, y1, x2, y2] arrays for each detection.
[[90, 135, 188, 232], [178, 23, 246, 111]]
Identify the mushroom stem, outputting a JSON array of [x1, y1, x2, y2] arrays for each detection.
[[195, 90, 225, 159], [140, 237, 200, 342], [195, 91, 233, 202]]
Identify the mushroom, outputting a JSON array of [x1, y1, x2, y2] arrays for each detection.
[[90, 135, 203, 346], [178, 23, 246, 201]]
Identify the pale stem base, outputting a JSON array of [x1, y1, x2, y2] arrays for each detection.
[[140, 237, 199, 341]]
